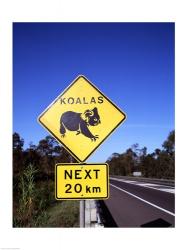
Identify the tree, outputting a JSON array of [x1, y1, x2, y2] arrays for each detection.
[[162, 130, 175, 155], [13, 133, 24, 175], [36, 136, 58, 156], [24, 143, 40, 171], [154, 148, 161, 157], [141, 154, 156, 177], [13, 132, 24, 151], [159, 130, 175, 178]]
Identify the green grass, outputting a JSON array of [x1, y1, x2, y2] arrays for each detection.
[[43, 201, 79, 227]]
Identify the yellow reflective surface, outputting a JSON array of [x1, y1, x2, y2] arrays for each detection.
[[55, 163, 109, 200], [38, 75, 126, 162]]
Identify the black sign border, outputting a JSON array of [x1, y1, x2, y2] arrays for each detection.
[[38, 75, 127, 162], [55, 163, 109, 200]]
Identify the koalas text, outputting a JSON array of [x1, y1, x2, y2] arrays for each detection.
[[59, 96, 104, 105]]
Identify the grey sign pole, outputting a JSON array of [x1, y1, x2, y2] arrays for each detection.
[[80, 200, 85, 227], [69, 155, 85, 228]]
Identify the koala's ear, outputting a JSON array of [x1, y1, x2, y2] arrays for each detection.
[[92, 107, 98, 113], [84, 110, 91, 117]]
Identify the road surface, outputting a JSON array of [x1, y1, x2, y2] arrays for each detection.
[[100, 177, 175, 227]]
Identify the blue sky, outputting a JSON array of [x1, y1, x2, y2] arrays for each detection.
[[13, 23, 174, 162]]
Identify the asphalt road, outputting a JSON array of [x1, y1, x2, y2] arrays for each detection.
[[102, 178, 175, 227]]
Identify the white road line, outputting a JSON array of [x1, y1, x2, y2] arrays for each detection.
[[159, 188, 175, 194], [110, 183, 175, 216], [134, 184, 175, 193], [136, 183, 160, 187], [110, 178, 138, 184], [110, 178, 175, 194]]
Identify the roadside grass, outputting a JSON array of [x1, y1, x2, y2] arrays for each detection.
[[43, 201, 79, 227], [13, 164, 79, 227]]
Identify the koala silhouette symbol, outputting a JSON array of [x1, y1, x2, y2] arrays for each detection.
[[59, 107, 101, 141]]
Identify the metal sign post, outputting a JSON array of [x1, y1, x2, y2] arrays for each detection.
[[80, 200, 85, 228], [69, 155, 85, 228]]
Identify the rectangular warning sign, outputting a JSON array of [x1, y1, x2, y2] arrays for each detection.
[[55, 163, 109, 200]]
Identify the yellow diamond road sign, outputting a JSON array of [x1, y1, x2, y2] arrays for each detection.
[[55, 163, 109, 200], [38, 75, 126, 162]]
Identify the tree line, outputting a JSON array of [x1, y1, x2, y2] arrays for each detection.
[[13, 133, 77, 179], [107, 130, 175, 179], [13, 130, 175, 181]]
